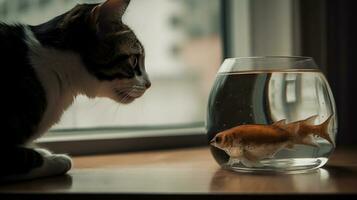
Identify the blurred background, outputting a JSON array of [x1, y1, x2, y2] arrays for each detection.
[[0, 0, 355, 145]]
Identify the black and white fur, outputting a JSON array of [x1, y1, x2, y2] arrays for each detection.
[[0, 0, 150, 182]]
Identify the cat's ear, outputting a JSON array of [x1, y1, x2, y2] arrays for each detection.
[[90, 0, 131, 37]]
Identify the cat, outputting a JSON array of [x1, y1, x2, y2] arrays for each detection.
[[0, 0, 150, 182]]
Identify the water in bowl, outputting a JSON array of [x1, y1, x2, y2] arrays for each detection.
[[206, 70, 337, 173]]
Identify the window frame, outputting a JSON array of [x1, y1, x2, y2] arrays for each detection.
[[37, 126, 206, 156]]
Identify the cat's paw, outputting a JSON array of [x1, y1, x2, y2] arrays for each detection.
[[35, 149, 72, 173], [1, 153, 73, 182], [23, 153, 73, 180], [35, 148, 53, 156], [42, 154, 73, 175]]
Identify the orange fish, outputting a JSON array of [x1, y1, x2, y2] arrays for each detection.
[[210, 115, 334, 167]]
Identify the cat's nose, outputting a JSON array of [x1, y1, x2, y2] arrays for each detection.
[[145, 81, 151, 89]]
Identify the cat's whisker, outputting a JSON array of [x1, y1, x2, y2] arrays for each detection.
[[113, 103, 121, 117], [92, 98, 101, 108], [117, 88, 133, 104], [119, 93, 127, 102], [133, 85, 146, 91], [114, 88, 127, 95], [126, 89, 136, 101]]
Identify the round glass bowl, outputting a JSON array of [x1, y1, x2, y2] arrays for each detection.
[[206, 56, 337, 174]]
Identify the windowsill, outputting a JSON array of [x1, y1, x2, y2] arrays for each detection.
[[37, 127, 207, 156], [1, 147, 357, 199]]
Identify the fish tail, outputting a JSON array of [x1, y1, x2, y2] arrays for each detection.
[[315, 115, 335, 147]]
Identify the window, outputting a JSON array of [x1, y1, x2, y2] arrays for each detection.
[[2, 0, 310, 153], [1, 0, 222, 134]]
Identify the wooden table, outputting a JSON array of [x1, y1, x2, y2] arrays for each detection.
[[0, 147, 356, 199]]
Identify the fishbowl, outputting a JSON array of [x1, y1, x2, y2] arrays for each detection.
[[206, 56, 337, 173]]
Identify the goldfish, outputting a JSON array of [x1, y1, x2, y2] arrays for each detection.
[[210, 115, 334, 167]]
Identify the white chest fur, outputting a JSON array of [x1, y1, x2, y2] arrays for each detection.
[[28, 49, 77, 139], [24, 27, 100, 140]]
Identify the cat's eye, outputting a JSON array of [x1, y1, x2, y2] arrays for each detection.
[[130, 56, 138, 68]]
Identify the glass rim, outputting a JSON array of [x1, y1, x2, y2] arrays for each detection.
[[219, 56, 319, 73]]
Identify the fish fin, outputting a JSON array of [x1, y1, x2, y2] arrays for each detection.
[[303, 115, 319, 125], [316, 115, 335, 147], [227, 147, 243, 158], [225, 157, 240, 167], [273, 119, 287, 127], [297, 135, 319, 147], [241, 158, 263, 168], [243, 150, 259, 162]]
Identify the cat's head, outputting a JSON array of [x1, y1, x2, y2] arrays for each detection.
[[62, 0, 151, 104]]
